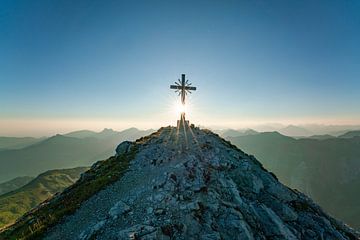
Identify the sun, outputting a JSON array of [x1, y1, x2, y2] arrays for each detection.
[[167, 95, 195, 123], [174, 101, 187, 116]]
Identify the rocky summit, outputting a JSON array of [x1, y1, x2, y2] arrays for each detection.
[[2, 126, 359, 240]]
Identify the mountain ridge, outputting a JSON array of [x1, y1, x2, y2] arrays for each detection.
[[339, 130, 360, 139], [1, 127, 358, 239]]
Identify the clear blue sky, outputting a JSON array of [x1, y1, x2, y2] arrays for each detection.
[[1, 0, 360, 135]]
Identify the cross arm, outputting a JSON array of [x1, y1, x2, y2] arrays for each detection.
[[185, 86, 196, 91], [170, 85, 181, 89]]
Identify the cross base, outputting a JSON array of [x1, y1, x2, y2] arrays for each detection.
[[177, 119, 189, 129], [177, 113, 189, 129]]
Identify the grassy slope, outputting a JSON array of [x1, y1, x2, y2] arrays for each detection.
[[0, 167, 88, 229], [0, 177, 34, 196]]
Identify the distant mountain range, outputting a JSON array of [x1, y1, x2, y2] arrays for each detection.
[[0, 128, 153, 182], [227, 131, 360, 230], [278, 125, 313, 137], [216, 125, 360, 139], [226, 124, 360, 137], [0, 167, 87, 229], [64, 128, 123, 139], [215, 129, 258, 138]]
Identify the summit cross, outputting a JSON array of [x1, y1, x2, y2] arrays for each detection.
[[170, 74, 196, 123]]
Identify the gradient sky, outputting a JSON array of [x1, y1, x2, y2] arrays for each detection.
[[1, 0, 360, 136]]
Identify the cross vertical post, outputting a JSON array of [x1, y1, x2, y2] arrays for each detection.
[[181, 74, 186, 105]]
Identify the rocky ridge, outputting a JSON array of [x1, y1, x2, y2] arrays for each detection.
[[3, 126, 359, 239]]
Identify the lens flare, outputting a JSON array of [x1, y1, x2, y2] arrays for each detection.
[[174, 101, 187, 115]]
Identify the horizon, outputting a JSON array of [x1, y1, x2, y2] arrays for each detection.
[[1, 1, 360, 136], [1, 120, 360, 137], [1, 116, 360, 137]]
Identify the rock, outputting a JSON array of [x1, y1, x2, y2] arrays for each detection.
[[161, 224, 175, 237], [200, 232, 221, 240], [186, 201, 200, 211], [217, 208, 254, 240], [108, 201, 131, 219], [250, 203, 297, 239], [117, 224, 156, 239], [79, 220, 106, 240], [153, 193, 165, 202], [146, 207, 154, 214], [279, 204, 298, 222], [115, 141, 133, 156], [154, 208, 166, 216]]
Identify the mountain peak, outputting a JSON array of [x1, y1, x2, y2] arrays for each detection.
[[120, 127, 140, 133], [279, 125, 313, 137], [2, 127, 358, 239], [101, 128, 115, 133]]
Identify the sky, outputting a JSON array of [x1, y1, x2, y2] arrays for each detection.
[[1, 0, 360, 136]]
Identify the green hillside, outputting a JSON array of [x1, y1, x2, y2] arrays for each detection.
[[0, 177, 34, 196], [0, 167, 87, 229], [228, 132, 360, 230]]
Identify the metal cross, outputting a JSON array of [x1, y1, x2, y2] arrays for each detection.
[[170, 74, 196, 105]]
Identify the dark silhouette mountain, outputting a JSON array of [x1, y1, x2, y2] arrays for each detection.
[[0, 167, 87, 229], [228, 132, 360, 230], [0, 128, 154, 182], [1, 127, 358, 239], [0, 176, 34, 196]]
